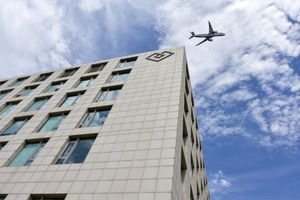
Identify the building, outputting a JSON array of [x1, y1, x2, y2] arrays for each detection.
[[0, 47, 209, 200]]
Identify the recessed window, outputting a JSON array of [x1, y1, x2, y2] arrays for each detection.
[[184, 96, 189, 115], [9, 140, 47, 167], [56, 136, 96, 164], [26, 96, 51, 111], [0, 80, 7, 86], [190, 154, 195, 176], [76, 75, 97, 88], [1, 116, 31, 136], [79, 108, 110, 128], [16, 85, 38, 97], [46, 81, 66, 93], [0, 89, 12, 100], [87, 63, 106, 73], [60, 91, 84, 107], [191, 128, 195, 146], [181, 148, 187, 183], [185, 77, 189, 95], [0, 194, 7, 200], [10, 77, 29, 87], [35, 72, 52, 82], [190, 186, 195, 200], [117, 57, 137, 69], [0, 142, 7, 151], [0, 101, 20, 118], [60, 68, 78, 78], [107, 71, 130, 83], [31, 194, 66, 200], [39, 112, 69, 132], [96, 86, 122, 102], [182, 119, 188, 146]]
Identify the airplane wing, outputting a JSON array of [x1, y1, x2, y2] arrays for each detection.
[[208, 21, 214, 34], [196, 38, 208, 46]]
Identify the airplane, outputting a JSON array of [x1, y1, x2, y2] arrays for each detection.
[[189, 21, 225, 46]]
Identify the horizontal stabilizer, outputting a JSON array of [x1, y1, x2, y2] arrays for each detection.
[[189, 31, 195, 39]]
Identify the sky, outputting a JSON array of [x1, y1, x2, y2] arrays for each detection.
[[0, 0, 300, 199]]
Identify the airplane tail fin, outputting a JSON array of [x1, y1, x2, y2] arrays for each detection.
[[189, 32, 195, 39]]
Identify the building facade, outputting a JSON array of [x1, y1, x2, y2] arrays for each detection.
[[0, 47, 209, 200]]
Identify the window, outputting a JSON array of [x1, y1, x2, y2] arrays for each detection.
[[181, 148, 187, 183], [9, 140, 47, 167], [1, 117, 31, 136], [0, 80, 7, 86], [0, 101, 20, 118], [190, 186, 195, 200], [79, 108, 110, 128], [60, 91, 84, 107], [182, 119, 188, 146], [87, 63, 106, 73], [117, 57, 137, 69], [184, 96, 189, 115], [16, 85, 38, 97], [0, 142, 7, 151], [60, 68, 78, 78], [31, 194, 66, 200], [76, 76, 97, 88], [35, 73, 52, 82], [0, 194, 7, 200], [10, 77, 29, 87], [0, 90, 12, 100], [107, 71, 130, 83], [46, 81, 66, 92], [185, 77, 189, 95], [56, 136, 95, 164], [39, 113, 68, 132], [96, 86, 122, 102], [26, 96, 51, 111]]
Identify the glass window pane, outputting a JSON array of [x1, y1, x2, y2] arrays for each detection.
[[19, 88, 34, 96], [119, 60, 135, 68], [66, 138, 94, 164], [104, 90, 120, 101], [80, 112, 94, 128], [47, 83, 64, 92], [0, 91, 10, 100], [88, 110, 109, 127], [77, 79, 92, 88], [39, 116, 62, 132], [27, 99, 48, 111], [61, 141, 75, 157], [9, 143, 39, 167], [2, 119, 27, 135], [0, 103, 18, 117], [117, 74, 128, 82], [61, 95, 78, 107]]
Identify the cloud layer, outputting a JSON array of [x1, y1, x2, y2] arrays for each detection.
[[1, 0, 300, 148], [156, 0, 300, 147]]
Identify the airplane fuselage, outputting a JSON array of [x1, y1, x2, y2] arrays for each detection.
[[193, 32, 225, 38]]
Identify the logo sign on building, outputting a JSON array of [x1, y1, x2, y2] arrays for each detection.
[[146, 51, 174, 62]]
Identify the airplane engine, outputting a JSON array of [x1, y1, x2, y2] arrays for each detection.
[[208, 38, 213, 41]]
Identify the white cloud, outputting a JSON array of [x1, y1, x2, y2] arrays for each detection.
[[155, 0, 300, 147], [0, 0, 70, 79], [79, 0, 105, 11], [209, 170, 232, 194], [0, 0, 300, 148]]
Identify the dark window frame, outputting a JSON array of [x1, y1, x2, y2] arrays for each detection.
[[87, 62, 106, 73]]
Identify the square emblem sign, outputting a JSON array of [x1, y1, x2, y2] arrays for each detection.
[[146, 51, 174, 62]]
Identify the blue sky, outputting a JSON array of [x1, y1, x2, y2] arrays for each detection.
[[1, 1, 300, 199]]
